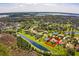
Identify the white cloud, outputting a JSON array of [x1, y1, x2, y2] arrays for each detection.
[[0, 3, 79, 13]]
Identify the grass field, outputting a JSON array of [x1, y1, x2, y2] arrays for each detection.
[[18, 30, 67, 56]]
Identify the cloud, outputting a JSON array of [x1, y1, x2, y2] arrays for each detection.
[[0, 3, 79, 13]]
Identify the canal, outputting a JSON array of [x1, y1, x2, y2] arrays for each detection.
[[19, 34, 49, 51]]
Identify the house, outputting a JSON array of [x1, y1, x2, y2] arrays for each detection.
[[44, 35, 64, 47]]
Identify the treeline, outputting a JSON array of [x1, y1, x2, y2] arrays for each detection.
[[0, 15, 79, 27]]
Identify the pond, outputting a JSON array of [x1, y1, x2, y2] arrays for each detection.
[[19, 34, 49, 51], [65, 32, 79, 34], [53, 32, 79, 35]]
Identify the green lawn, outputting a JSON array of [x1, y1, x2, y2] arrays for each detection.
[[18, 30, 67, 56], [75, 51, 79, 56]]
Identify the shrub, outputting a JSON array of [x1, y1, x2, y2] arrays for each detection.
[[0, 43, 9, 56]]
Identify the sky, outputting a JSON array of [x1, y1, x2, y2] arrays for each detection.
[[0, 3, 79, 13]]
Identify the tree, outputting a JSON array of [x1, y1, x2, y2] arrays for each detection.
[[0, 43, 9, 56]]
